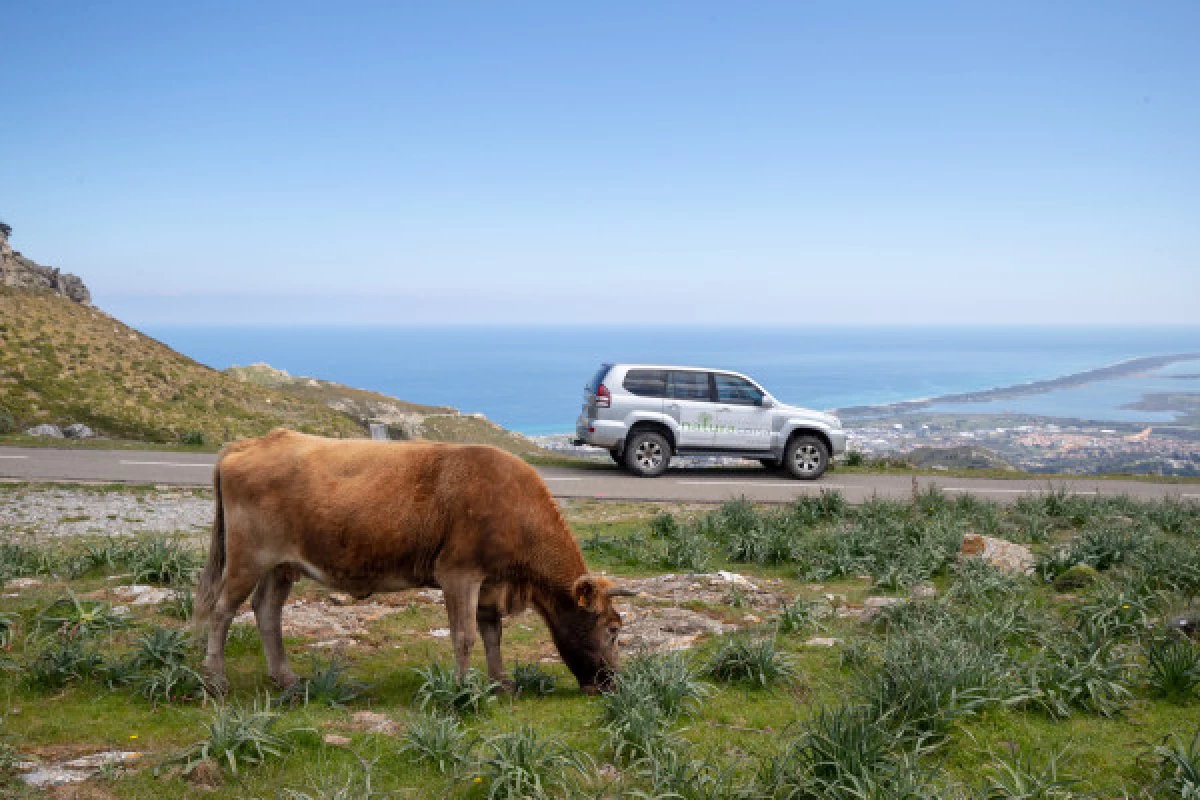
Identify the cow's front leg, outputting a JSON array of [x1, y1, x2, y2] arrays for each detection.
[[476, 604, 513, 691], [440, 574, 483, 680], [251, 565, 298, 688]]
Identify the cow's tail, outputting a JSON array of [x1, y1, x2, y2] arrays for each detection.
[[194, 460, 226, 633]]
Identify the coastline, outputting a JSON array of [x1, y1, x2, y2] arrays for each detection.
[[836, 352, 1200, 420]]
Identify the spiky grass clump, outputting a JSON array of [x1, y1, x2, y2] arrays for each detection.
[[400, 711, 473, 774], [275, 655, 370, 708], [946, 558, 1023, 605], [131, 625, 192, 669], [775, 599, 827, 635], [471, 724, 591, 800], [511, 662, 557, 698], [27, 632, 104, 690], [412, 663, 496, 716], [1145, 725, 1200, 799], [1022, 631, 1133, 719], [132, 662, 205, 707], [976, 748, 1081, 799], [126, 537, 202, 586], [600, 652, 709, 762], [0, 612, 16, 650], [635, 742, 756, 800], [36, 591, 128, 636], [169, 697, 298, 777], [1144, 633, 1200, 702], [704, 636, 799, 688]]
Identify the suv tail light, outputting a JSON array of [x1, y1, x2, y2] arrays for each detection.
[[596, 384, 611, 408]]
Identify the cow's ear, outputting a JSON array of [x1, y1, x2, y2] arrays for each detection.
[[573, 575, 613, 612]]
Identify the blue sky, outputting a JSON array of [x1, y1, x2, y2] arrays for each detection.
[[2, 2, 1197, 325]]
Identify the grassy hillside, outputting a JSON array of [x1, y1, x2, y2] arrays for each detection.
[[0, 288, 365, 444], [226, 363, 545, 457]]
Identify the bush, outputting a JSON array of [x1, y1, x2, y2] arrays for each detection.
[[1052, 564, 1099, 592], [180, 430, 206, 446], [0, 409, 16, 435]]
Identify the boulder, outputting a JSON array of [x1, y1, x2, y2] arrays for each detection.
[[25, 424, 63, 438], [959, 534, 1034, 575], [62, 423, 96, 439]]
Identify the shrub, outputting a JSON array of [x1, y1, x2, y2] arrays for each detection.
[[0, 409, 15, 435], [1074, 580, 1159, 640], [1144, 633, 1200, 702], [1069, 525, 1147, 571], [471, 725, 591, 800], [275, 655, 370, 708], [844, 450, 865, 467], [180, 430, 206, 446], [400, 711, 472, 774], [412, 663, 496, 716], [704, 636, 798, 688]]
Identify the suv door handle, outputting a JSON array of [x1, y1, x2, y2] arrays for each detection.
[[717, 407, 731, 412]]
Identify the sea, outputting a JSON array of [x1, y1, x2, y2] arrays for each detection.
[[144, 326, 1200, 435]]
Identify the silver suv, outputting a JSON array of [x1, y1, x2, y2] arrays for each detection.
[[573, 364, 847, 479]]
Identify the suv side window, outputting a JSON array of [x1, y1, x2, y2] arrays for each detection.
[[623, 369, 668, 398], [668, 371, 713, 401], [714, 373, 765, 406]]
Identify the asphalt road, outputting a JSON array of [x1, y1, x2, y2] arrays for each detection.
[[2, 445, 1197, 504]]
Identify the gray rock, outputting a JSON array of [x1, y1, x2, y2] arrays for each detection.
[[25, 424, 63, 438], [959, 534, 1034, 575], [62, 423, 96, 439]]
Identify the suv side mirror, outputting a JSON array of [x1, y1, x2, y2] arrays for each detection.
[[760, 397, 775, 408]]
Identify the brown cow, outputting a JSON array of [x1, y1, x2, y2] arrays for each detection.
[[195, 429, 628, 694]]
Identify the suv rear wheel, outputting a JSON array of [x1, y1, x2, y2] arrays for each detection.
[[624, 430, 670, 477], [784, 435, 829, 480]]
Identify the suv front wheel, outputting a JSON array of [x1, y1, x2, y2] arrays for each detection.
[[784, 435, 829, 480], [624, 430, 671, 478]]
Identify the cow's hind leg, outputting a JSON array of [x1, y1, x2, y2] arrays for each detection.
[[202, 567, 261, 695], [440, 573, 483, 680], [476, 604, 513, 690], [251, 565, 298, 688]]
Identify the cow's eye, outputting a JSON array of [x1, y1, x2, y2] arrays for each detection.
[[607, 625, 620, 637]]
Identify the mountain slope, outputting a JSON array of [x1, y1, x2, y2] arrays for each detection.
[[0, 287, 364, 443]]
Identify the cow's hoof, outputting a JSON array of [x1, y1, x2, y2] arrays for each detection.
[[272, 671, 301, 690], [492, 677, 516, 695], [202, 673, 229, 698]]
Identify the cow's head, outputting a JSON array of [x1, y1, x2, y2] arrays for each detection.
[[550, 575, 632, 694]]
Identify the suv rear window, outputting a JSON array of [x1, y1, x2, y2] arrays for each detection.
[[668, 371, 713, 401], [623, 369, 668, 398], [587, 364, 612, 393], [714, 373, 765, 406]]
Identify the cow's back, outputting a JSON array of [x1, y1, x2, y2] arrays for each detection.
[[216, 429, 580, 594]]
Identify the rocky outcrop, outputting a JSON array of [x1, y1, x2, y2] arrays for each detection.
[[0, 225, 91, 304]]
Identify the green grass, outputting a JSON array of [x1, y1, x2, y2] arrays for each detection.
[[0, 489, 1197, 797]]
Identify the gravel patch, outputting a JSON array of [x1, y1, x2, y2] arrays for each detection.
[[0, 487, 212, 538]]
